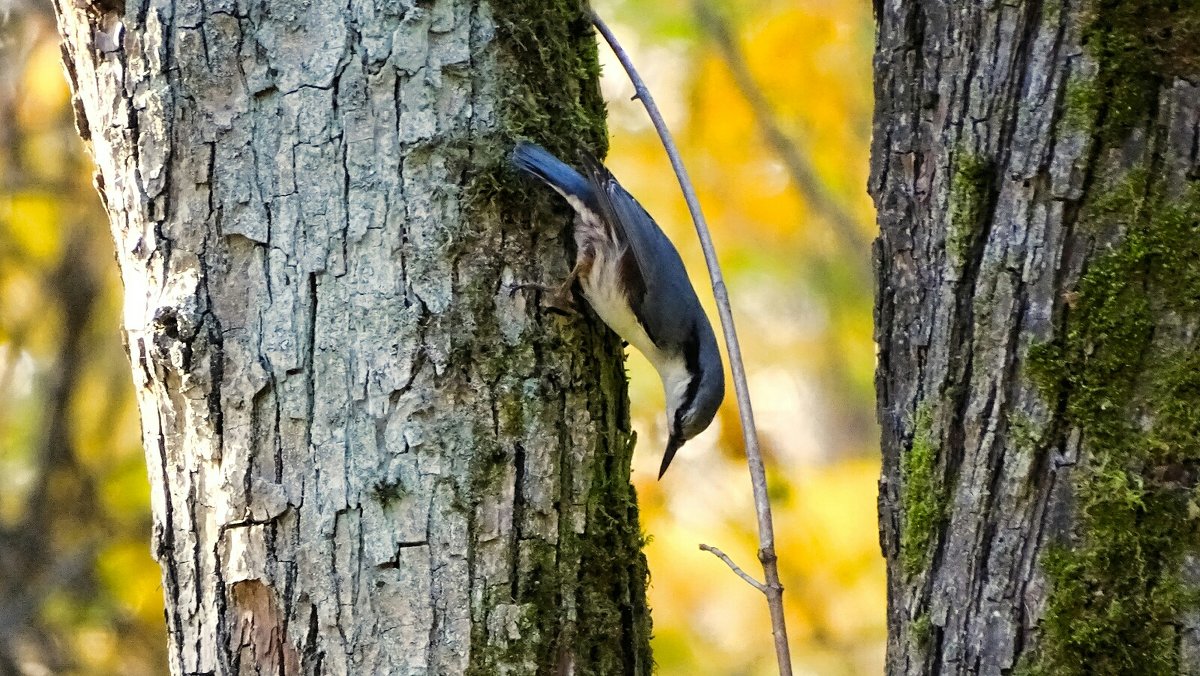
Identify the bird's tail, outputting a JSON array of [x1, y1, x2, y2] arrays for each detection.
[[510, 142, 592, 204]]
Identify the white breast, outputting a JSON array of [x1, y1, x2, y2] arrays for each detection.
[[579, 244, 692, 420], [580, 245, 656, 358]]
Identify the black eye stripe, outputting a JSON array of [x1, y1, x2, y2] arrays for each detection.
[[675, 328, 702, 433]]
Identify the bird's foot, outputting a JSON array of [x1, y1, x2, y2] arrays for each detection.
[[507, 282, 579, 316]]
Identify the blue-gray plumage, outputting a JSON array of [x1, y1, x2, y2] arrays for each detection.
[[511, 142, 725, 478]]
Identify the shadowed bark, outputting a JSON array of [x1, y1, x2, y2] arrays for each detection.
[[872, 0, 1200, 673]]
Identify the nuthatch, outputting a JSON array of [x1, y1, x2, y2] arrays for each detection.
[[510, 142, 725, 478]]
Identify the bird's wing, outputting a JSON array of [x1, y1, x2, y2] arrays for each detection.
[[580, 153, 699, 347]]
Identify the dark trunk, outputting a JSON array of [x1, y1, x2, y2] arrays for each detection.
[[872, 0, 1200, 673]]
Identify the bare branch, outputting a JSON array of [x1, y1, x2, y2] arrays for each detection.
[[699, 544, 767, 593], [589, 12, 794, 676]]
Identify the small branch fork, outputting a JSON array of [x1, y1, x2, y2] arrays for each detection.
[[698, 544, 766, 592], [589, 11, 794, 676]]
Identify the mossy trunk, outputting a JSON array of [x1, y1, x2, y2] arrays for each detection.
[[53, 0, 652, 673], [871, 0, 1200, 674]]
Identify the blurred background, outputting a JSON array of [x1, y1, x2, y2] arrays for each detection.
[[0, 0, 881, 673]]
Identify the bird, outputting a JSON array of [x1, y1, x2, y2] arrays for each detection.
[[509, 141, 724, 478]]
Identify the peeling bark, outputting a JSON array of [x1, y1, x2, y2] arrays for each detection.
[[872, 0, 1200, 674], [53, 0, 651, 673]]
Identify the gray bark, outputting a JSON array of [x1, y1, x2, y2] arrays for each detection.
[[872, 0, 1200, 674], [53, 0, 651, 673]]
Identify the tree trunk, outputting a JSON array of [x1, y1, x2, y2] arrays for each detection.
[[872, 0, 1200, 674], [53, 0, 652, 673]]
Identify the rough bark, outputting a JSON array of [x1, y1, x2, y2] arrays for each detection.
[[53, 0, 652, 673], [872, 0, 1200, 674]]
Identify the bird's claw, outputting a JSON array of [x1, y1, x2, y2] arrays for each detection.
[[508, 281, 580, 315]]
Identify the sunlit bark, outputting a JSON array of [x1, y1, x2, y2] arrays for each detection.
[[53, 0, 652, 672]]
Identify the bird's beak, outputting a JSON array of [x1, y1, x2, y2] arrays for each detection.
[[658, 433, 685, 480]]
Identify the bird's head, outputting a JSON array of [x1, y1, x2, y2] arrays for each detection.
[[658, 330, 725, 478]]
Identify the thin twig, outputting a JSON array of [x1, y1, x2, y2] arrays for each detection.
[[693, 0, 870, 269], [590, 12, 794, 676], [699, 544, 767, 592]]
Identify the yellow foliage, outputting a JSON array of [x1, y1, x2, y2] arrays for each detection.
[[606, 0, 882, 672], [2, 193, 63, 263], [637, 459, 884, 675], [19, 40, 73, 132], [0, 14, 167, 674], [21, 130, 76, 182], [0, 269, 65, 349], [97, 540, 166, 626]]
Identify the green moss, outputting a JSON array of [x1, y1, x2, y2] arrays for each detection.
[[1062, 76, 1100, 132], [465, 431, 651, 675], [465, 0, 609, 222], [901, 402, 944, 577], [492, 4, 608, 154], [467, 432, 652, 676], [1043, 0, 1064, 22], [911, 612, 934, 651], [1007, 412, 1043, 456], [1023, 173, 1200, 674], [946, 152, 992, 266], [573, 431, 653, 675], [1148, 352, 1200, 460], [461, 1, 650, 673], [369, 477, 406, 506], [1025, 341, 1065, 403], [1075, 0, 1200, 140]]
